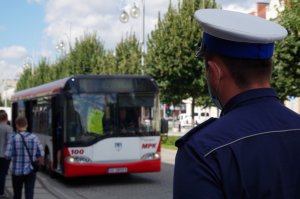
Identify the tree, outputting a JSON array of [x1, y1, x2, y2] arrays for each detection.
[[50, 58, 70, 80], [272, 0, 300, 101], [115, 33, 142, 74], [0, 95, 4, 106], [146, 0, 217, 120], [16, 32, 109, 91], [31, 57, 51, 86], [102, 51, 117, 74], [68, 32, 106, 75], [16, 68, 33, 91]]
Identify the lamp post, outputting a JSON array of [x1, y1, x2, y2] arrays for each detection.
[[3, 85, 13, 107], [4, 89, 7, 107], [23, 56, 34, 75], [120, 0, 145, 74]]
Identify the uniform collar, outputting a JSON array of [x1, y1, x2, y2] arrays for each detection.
[[221, 88, 279, 116]]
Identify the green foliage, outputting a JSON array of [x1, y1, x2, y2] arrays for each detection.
[[31, 58, 51, 86], [161, 135, 180, 150], [102, 51, 117, 74], [16, 33, 109, 90], [50, 59, 70, 80], [16, 68, 33, 91], [146, 0, 216, 106], [68, 32, 106, 75], [272, 0, 300, 101], [115, 33, 142, 74], [16, 31, 145, 91], [0, 95, 4, 106]]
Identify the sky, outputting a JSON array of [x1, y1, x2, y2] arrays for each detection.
[[0, 0, 268, 82]]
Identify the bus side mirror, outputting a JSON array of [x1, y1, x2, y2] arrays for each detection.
[[161, 118, 168, 134]]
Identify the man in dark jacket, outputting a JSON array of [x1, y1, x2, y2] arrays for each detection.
[[0, 110, 12, 198], [173, 9, 300, 199]]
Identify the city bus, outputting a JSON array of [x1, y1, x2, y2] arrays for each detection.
[[11, 75, 166, 177]]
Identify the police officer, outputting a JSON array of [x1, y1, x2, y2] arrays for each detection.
[[173, 9, 300, 199]]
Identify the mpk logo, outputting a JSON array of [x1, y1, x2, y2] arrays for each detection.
[[142, 143, 156, 149]]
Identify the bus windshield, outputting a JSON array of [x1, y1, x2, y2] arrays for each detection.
[[66, 93, 160, 144]]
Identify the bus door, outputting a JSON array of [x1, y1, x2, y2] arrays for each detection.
[[25, 100, 35, 132], [52, 95, 64, 172]]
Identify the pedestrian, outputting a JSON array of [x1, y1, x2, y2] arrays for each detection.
[[173, 9, 300, 199], [0, 110, 13, 198], [5, 115, 44, 199]]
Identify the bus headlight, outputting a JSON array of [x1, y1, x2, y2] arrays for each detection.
[[141, 152, 160, 160], [66, 156, 92, 163]]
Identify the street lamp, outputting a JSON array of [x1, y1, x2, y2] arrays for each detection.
[[119, 0, 145, 74], [119, 10, 129, 23], [130, 3, 140, 18], [56, 41, 65, 54]]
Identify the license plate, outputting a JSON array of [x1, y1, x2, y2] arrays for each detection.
[[108, 167, 128, 174]]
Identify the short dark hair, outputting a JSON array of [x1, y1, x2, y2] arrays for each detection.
[[205, 54, 272, 89], [0, 110, 8, 122], [15, 115, 28, 128]]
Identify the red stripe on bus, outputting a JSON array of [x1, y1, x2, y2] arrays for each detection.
[[63, 159, 161, 177]]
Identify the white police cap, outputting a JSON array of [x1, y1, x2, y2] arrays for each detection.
[[195, 9, 288, 59]]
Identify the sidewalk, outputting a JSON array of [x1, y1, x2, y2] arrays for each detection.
[[4, 173, 59, 199], [161, 148, 177, 165], [167, 126, 191, 136]]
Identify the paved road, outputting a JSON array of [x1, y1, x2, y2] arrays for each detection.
[[5, 148, 178, 199]]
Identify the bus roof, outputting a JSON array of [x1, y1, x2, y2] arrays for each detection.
[[12, 75, 158, 101]]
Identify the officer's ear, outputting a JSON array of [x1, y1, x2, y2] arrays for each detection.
[[207, 59, 223, 83]]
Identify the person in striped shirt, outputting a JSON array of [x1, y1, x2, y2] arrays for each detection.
[[5, 115, 44, 199]]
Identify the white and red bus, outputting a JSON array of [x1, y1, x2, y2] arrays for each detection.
[[12, 75, 166, 177]]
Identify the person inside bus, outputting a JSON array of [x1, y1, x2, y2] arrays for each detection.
[[119, 108, 138, 133], [86, 106, 104, 135]]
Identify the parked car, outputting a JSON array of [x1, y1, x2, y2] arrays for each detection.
[[195, 112, 210, 125], [178, 113, 193, 128], [179, 112, 210, 128]]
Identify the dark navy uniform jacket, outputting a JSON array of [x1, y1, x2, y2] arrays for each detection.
[[173, 88, 300, 199]]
